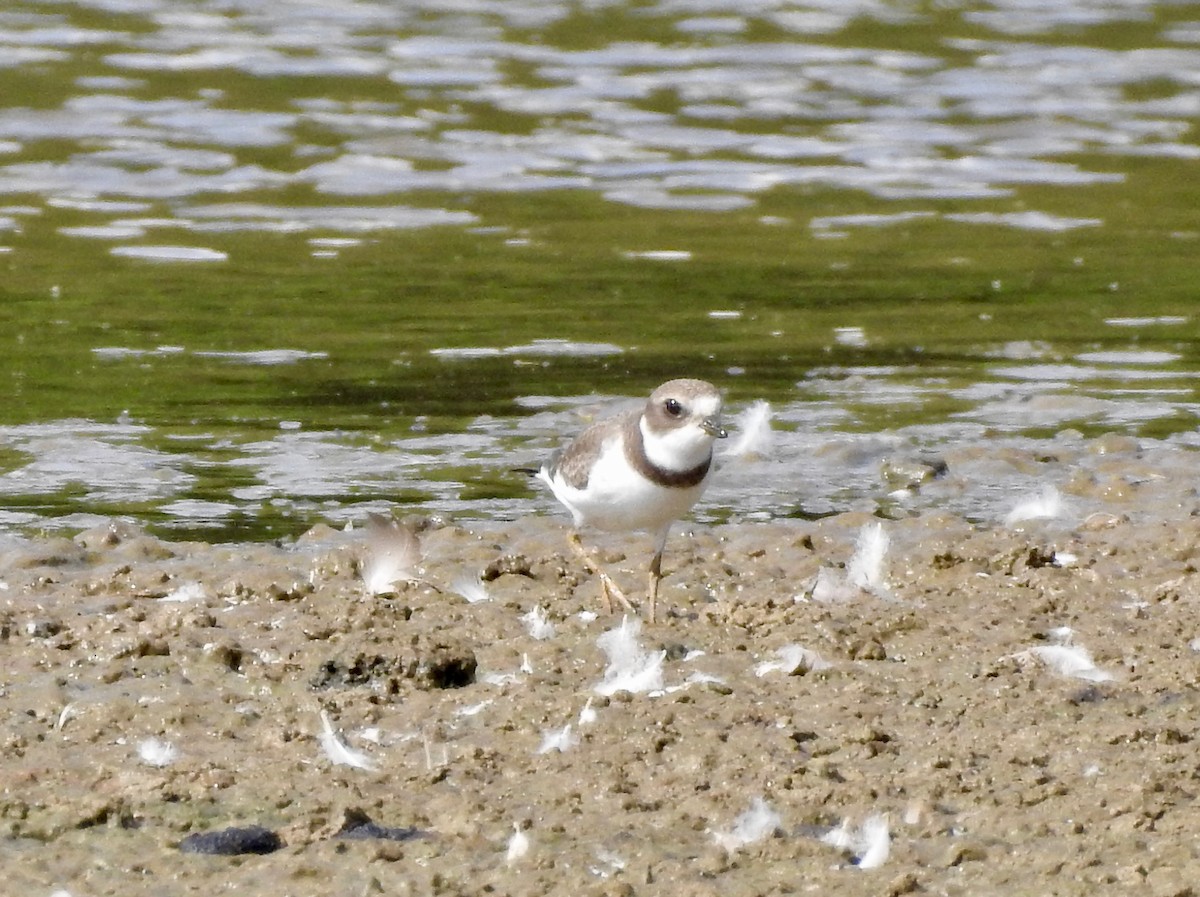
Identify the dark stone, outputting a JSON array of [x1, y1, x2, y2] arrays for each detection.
[[1024, 546, 1056, 569], [335, 808, 425, 842], [179, 824, 282, 855]]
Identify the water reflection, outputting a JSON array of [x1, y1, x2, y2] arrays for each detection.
[[2, 0, 1197, 234], [0, 0, 1197, 536]]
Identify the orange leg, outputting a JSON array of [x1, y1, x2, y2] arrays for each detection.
[[568, 532, 635, 614]]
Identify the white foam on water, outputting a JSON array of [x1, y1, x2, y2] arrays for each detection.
[[109, 245, 228, 262]]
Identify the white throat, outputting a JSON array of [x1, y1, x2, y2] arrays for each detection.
[[639, 415, 715, 472]]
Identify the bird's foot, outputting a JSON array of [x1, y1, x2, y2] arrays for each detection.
[[600, 573, 637, 615]]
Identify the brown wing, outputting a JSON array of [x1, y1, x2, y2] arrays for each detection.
[[548, 410, 635, 490]]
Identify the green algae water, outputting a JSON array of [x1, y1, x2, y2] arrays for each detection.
[[0, 0, 1198, 539]]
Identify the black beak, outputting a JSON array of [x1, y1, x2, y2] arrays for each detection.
[[701, 418, 728, 439]]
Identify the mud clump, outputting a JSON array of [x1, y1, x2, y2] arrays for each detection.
[[310, 640, 478, 692]]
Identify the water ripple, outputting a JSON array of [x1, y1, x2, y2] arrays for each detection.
[[0, 0, 1193, 241]]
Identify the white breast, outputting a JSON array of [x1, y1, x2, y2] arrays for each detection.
[[542, 434, 710, 534]]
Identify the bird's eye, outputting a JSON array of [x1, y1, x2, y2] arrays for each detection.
[[664, 398, 683, 416]]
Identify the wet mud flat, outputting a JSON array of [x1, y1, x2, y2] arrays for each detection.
[[3, 437, 1200, 896]]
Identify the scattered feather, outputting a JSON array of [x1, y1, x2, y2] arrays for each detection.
[[520, 653, 533, 674], [137, 737, 179, 768], [56, 703, 78, 732], [522, 605, 556, 640], [1007, 644, 1115, 682], [661, 670, 726, 694], [726, 400, 774, 459], [163, 581, 206, 602], [847, 523, 889, 592], [755, 644, 831, 677], [712, 797, 782, 852], [578, 698, 598, 726], [451, 572, 491, 604], [822, 813, 891, 869], [536, 723, 577, 755], [590, 848, 626, 878], [806, 567, 858, 604], [318, 711, 378, 771], [857, 816, 891, 869], [457, 700, 492, 718], [577, 609, 598, 624], [594, 617, 665, 696], [803, 523, 890, 603], [361, 515, 421, 595], [1005, 485, 1064, 526], [506, 823, 530, 866]]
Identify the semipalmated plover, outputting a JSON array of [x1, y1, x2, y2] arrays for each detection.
[[536, 379, 726, 623]]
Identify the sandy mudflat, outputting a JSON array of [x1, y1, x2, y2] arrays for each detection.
[[3, 439, 1200, 895]]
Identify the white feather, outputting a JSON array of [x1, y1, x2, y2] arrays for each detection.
[[857, 815, 891, 869], [847, 523, 889, 592], [137, 737, 179, 768], [578, 698, 598, 726], [457, 700, 492, 717], [755, 644, 830, 677], [593, 617, 665, 696], [56, 703, 78, 732], [712, 796, 781, 852], [361, 517, 421, 595], [536, 723, 577, 754], [1005, 485, 1064, 526], [1048, 626, 1075, 644], [822, 813, 890, 869], [452, 572, 491, 604], [522, 605, 556, 640], [1008, 644, 1115, 682], [506, 824, 530, 866], [806, 567, 857, 604], [162, 581, 206, 603], [726, 400, 774, 459], [318, 711, 378, 771]]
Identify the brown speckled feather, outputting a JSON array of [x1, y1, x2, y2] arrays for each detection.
[[547, 409, 639, 490]]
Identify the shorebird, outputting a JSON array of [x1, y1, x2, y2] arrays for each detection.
[[535, 379, 726, 623]]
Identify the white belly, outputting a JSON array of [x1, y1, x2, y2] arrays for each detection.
[[542, 440, 709, 533]]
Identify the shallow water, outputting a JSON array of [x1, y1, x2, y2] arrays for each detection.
[[1, 0, 1198, 539]]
